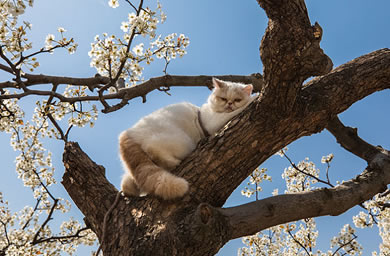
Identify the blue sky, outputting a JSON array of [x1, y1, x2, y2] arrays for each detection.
[[1, 0, 389, 255]]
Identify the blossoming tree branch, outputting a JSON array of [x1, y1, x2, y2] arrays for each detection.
[[0, 0, 389, 255]]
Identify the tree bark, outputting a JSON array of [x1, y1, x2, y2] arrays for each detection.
[[62, 49, 390, 255], [61, 0, 390, 255]]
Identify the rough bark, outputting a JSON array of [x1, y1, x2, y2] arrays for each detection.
[[222, 116, 390, 239], [62, 52, 390, 256], [60, 0, 390, 255]]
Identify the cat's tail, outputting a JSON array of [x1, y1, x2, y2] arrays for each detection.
[[119, 131, 189, 200]]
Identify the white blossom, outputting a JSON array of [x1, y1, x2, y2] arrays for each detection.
[[108, 0, 119, 8]]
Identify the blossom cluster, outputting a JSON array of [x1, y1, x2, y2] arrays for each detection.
[[239, 154, 366, 256], [44, 27, 78, 55], [240, 157, 321, 255], [60, 85, 99, 128], [240, 220, 320, 256], [330, 224, 362, 256], [1, 1, 190, 254], [241, 168, 271, 198], [0, 1, 77, 73], [0, 0, 33, 17], [89, 1, 189, 88], [0, 92, 98, 254], [321, 153, 334, 164], [0, 3, 36, 68], [282, 157, 320, 193], [0, 92, 24, 132], [0, 195, 96, 255], [0, 98, 98, 255], [353, 193, 390, 256]]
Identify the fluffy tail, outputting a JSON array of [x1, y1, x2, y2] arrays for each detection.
[[119, 131, 189, 200]]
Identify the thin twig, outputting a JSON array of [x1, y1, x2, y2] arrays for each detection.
[[0, 99, 16, 120], [15, 42, 72, 67], [287, 230, 311, 256], [0, 220, 11, 249], [331, 233, 358, 256], [0, 46, 17, 73], [32, 227, 90, 245], [22, 197, 42, 230], [45, 84, 68, 141], [380, 189, 390, 198], [98, 0, 144, 112], [125, 0, 138, 12], [325, 162, 331, 185], [32, 199, 59, 245], [47, 113, 66, 141], [64, 125, 73, 141], [283, 152, 334, 188]]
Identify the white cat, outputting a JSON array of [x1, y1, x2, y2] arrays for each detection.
[[119, 78, 254, 200]]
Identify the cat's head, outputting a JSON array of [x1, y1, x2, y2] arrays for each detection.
[[209, 78, 253, 113]]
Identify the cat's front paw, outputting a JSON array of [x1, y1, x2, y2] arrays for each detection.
[[121, 173, 141, 197], [154, 171, 189, 200]]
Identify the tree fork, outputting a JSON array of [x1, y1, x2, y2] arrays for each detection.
[[62, 142, 232, 256], [60, 0, 390, 254]]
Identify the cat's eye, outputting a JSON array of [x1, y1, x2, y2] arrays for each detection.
[[234, 98, 242, 103], [218, 97, 227, 102]]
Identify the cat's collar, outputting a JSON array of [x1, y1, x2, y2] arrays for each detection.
[[197, 110, 210, 137]]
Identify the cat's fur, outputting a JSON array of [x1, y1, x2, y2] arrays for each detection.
[[119, 78, 254, 200]]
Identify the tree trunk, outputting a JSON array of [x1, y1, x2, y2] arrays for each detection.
[[61, 0, 390, 255], [63, 142, 231, 256]]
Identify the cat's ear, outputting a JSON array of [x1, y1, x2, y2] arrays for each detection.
[[212, 78, 226, 89], [243, 84, 253, 96]]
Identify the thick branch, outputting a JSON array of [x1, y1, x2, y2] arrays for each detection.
[[61, 49, 390, 222], [0, 63, 14, 74], [258, 0, 332, 110], [221, 149, 390, 239], [62, 142, 232, 255], [175, 49, 390, 207], [326, 116, 380, 162], [56, 0, 390, 253], [60, 49, 390, 252], [301, 48, 390, 114], [61, 142, 118, 235]]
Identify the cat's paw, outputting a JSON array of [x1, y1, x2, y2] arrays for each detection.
[[154, 171, 189, 200], [121, 173, 141, 197]]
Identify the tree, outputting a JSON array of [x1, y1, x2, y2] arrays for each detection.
[[1, 0, 389, 255]]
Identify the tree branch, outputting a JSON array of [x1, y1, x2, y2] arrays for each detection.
[[326, 116, 380, 162], [283, 151, 334, 187], [32, 227, 90, 245], [61, 142, 231, 255], [301, 48, 390, 115], [220, 149, 390, 239], [22, 73, 109, 89], [32, 199, 59, 244], [61, 142, 118, 235], [0, 74, 264, 112], [0, 63, 14, 74], [332, 232, 358, 256], [257, 0, 332, 111], [173, 49, 390, 207], [287, 229, 311, 256], [56, 0, 390, 253]]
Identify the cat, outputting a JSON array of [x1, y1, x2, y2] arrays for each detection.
[[119, 78, 255, 200]]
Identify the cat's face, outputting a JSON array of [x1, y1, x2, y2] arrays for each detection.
[[209, 78, 253, 113]]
